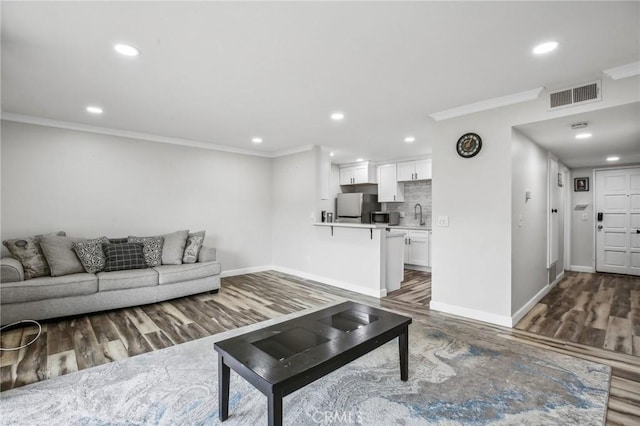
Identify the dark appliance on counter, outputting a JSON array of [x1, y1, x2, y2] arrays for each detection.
[[371, 211, 400, 225], [336, 193, 380, 223]]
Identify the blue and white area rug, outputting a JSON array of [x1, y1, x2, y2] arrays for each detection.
[[1, 303, 610, 425]]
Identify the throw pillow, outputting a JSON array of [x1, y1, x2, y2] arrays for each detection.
[[108, 238, 129, 244], [72, 237, 109, 273], [102, 242, 147, 272], [183, 230, 206, 264], [127, 236, 163, 267], [39, 235, 86, 277], [3, 231, 66, 280], [160, 230, 189, 265]]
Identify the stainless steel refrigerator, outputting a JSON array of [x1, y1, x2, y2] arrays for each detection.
[[336, 193, 380, 223]]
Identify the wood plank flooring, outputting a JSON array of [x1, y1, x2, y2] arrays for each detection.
[[1, 269, 638, 425], [516, 271, 640, 356]]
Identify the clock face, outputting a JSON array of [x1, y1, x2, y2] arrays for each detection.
[[456, 133, 482, 158]]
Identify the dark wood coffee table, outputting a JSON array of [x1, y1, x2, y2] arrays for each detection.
[[214, 301, 412, 426]]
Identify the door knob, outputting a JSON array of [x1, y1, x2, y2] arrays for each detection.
[[636, 229, 640, 234], [597, 225, 603, 230]]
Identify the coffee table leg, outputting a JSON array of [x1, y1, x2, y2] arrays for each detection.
[[399, 325, 409, 381], [219, 355, 230, 421], [268, 389, 283, 426]]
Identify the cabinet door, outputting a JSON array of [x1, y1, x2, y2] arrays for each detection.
[[414, 159, 432, 180], [407, 231, 429, 266], [397, 161, 415, 182], [339, 167, 354, 185], [378, 164, 399, 202], [352, 165, 369, 184], [389, 230, 408, 264]]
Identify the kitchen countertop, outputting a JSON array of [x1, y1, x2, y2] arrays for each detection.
[[313, 222, 388, 229], [387, 225, 432, 231]]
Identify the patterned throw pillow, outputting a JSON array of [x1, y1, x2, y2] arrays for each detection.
[[127, 236, 163, 267], [102, 242, 147, 272], [3, 231, 66, 280], [183, 230, 206, 264], [72, 237, 109, 273]]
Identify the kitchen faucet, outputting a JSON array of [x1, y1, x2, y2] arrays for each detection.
[[414, 203, 425, 226]]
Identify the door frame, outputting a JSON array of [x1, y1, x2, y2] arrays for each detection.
[[592, 164, 640, 273]]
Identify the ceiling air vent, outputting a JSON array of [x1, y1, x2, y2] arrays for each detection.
[[549, 80, 601, 110]]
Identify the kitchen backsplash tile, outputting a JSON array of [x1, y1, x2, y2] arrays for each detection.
[[382, 180, 432, 227]]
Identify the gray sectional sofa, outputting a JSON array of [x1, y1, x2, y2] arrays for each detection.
[[0, 243, 221, 325]]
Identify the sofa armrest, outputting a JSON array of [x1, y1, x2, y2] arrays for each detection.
[[198, 246, 216, 262], [1, 257, 24, 283]]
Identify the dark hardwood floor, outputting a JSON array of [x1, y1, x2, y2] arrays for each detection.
[[1, 269, 638, 424], [515, 271, 640, 356]]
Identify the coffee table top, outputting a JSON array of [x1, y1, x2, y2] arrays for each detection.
[[214, 301, 411, 386]]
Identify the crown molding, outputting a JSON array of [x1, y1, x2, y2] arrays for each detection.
[[603, 61, 640, 81], [1, 112, 276, 158], [271, 145, 315, 158], [429, 87, 544, 121]]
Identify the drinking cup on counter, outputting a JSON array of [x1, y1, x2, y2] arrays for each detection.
[[327, 213, 333, 222], [321, 210, 327, 222]]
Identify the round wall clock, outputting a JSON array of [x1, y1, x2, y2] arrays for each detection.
[[456, 133, 482, 158]]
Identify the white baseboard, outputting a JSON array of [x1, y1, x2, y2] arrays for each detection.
[[271, 265, 386, 298], [570, 265, 595, 273], [510, 271, 565, 327], [220, 265, 273, 278], [405, 265, 431, 273], [429, 301, 512, 328]]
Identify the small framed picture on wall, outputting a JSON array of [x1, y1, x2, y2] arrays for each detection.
[[574, 177, 589, 192]]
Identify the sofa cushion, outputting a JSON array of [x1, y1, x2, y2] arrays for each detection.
[[153, 261, 221, 285], [97, 268, 158, 291], [127, 236, 163, 267], [1, 273, 97, 304], [73, 237, 109, 273], [40, 235, 86, 277], [160, 230, 189, 265], [2, 231, 66, 280], [183, 230, 205, 264], [102, 242, 147, 272]]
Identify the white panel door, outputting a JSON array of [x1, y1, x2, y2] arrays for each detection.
[[596, 167, 640, 276], [414, 159, 432, 180], [548, 158, 559, 267]]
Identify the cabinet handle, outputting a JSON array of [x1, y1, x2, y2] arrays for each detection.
[[394, 195, 396, 201], [415, 173, 418, 180], [408, 238, 411, 244]]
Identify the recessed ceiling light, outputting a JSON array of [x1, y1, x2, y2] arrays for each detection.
[[404, 136, 416, 143], [86, 106, 103, 114], [532, 41, 559, 55], [114, 43, 141, 57], [251, 137, 263, 144], [356, 158, 364, 162], [329, 152, 335, 157], [330, 112, 345, 121], [575, 132, 592, 140], [606, 156, 620, 162]]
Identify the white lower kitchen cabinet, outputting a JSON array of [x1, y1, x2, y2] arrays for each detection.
[[389, 229, 430, 267], [407, 231, 429, 266]]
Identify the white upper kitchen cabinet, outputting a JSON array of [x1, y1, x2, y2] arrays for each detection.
[[339, 162, 376, 185], [397, 159, 432, 182], [377, 163, 404, 202]]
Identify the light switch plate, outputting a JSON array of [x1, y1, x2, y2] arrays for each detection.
[[437, 216, 449, 227]]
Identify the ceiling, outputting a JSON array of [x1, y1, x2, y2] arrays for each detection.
[[2, 2, 639, 165], [516, 102, 640, 169]]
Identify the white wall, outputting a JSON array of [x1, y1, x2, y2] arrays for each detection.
[[0, 120, 273, 272], [270, 150, 317, 270], [511, 129, 549, 314], [570, 167, 595, 271], [431, 111, 513, 324]]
